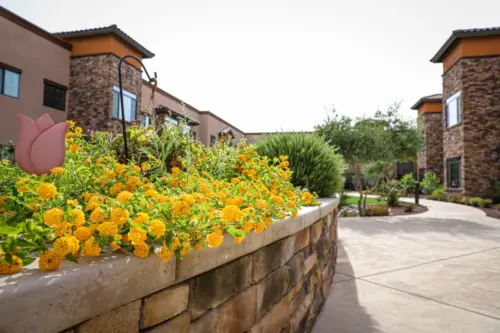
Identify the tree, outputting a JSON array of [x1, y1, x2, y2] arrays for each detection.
[[315, 102, 421, 215]]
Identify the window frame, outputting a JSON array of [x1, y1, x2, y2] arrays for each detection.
[[445, 91, 461, 128], [210, 135, 216, 147], [0, 62, 22, 99], [446, 156, 461, 188], [140, 114, 151, 127], [43, 79, 67, 111], [112, 86, 137, 122]]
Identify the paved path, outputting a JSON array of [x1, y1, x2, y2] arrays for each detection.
[[313, 199, 500, 333]]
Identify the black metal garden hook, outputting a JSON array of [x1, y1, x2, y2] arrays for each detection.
[[118, 55, 157, 161]]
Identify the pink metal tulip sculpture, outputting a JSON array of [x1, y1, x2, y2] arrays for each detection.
[[15, 114, 69, 175]]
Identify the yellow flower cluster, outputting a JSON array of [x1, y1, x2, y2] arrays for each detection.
[[0, 122, 318, 274]]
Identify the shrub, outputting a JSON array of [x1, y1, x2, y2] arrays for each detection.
[[493, 181, 500, 204], [431, 185, 445, 196], [483, 199, 493, 208], [400, 173, 416, 194], [461, 196, 471, 205], [378, 181, 400, 207], [421, 172, 440, 194], [428, 193, 447, 201], [0, 122, 319, 275], [449, 195, 464, 204], [256, 132, 345, 197], [365, 205, 389, 216], [469, 197, 484, 207]]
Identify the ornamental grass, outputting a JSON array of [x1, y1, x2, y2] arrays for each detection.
[[0, 121, 317, 274]]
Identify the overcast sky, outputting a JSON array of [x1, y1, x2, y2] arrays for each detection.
[[2, 0, 500, 132]]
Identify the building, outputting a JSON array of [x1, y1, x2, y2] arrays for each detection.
[[413, 26, 500, 197], [0, 6, 266, 147]]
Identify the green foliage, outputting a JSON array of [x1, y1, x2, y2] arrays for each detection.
[[400, 173, 416, 193], [483, 199, 493, 208], [378, 181, 401, 207], [421, 172, 440, 194], [0, 142, 15, 164], [431, 186, 445, 196], [469, 197, 484, 207], [461, 196, 470, 205], [403, 203, 416, 213], [256, 132, 345, 197], [493, 181, 500, 203]]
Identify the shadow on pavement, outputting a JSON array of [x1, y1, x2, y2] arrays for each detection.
[[312, 241, 382, 333]]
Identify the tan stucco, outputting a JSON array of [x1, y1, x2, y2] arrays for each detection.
[[0, 15, 71, 144]]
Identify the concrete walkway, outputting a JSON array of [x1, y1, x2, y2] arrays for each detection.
[[313, 199, 500, 333]]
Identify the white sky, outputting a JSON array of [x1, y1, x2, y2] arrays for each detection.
[[2, 0, 500, 132]]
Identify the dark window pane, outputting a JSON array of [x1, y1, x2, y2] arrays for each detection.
[[112, 91, 119, 118], [43, 83, 66, 111], [4, 70, 20, 98], [447, 157, 461, 188], [0, 69, 3, 94]]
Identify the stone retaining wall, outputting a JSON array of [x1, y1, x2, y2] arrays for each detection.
[[0, 198, 339, 333]]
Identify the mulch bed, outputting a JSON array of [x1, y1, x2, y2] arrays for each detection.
[[389, 204, 428, 216], [479, 207, 500, 220]]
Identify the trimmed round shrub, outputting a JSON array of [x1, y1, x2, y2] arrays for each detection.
[[256, 132, 345, 197]]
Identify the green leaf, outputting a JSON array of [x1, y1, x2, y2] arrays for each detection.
[[22, 256, 36, 266], [65, 253, 79, 263]]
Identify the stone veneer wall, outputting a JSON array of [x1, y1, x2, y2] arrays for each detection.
[[443, 56, 500, 197], [0, 199, 339, 333], [443, 61, 465, 192], [67, 54, 142, 134], [421, 112, 443, 181]]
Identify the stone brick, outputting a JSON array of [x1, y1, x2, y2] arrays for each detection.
[[310, 221, 323, 245], [280, 235, 296, 266], [257, 266, 290, 318], [249, 298, 290, 333], [78, 300, 141, 333], [295, 228, 310, 252], [188, 256, 252, 319], [146, 312, 190, 333], [286, 251, 304, 287], [287, 277, 305, 302], [68, 54, 142, 135], [142, 284, 189, 328], [302, 252, 317, 276], [289, 289, 313, 333], [420, 112, 444, 181], [252, 241, 282, 283], [189, 286, 257, 333]]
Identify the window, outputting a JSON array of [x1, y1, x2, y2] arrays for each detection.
[[0, 62, 21, 98], [164, 115, 178, 127], [447, 157, 461, 188], [112, 86, 137, 122], [446, 91, 461, 128], [43, 79, 67, 111], [210, 135, 216, 147], [140, 114, 150, 127], [192, 131, 197, 140]]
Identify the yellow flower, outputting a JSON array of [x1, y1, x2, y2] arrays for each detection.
[[106, 170, 116, 178], [75, 126, 83, 134], [90, 207, 107, 223], [128, 227, 147, 244], [132, 165, 141, 173], [111, 241, 121, 251], [110, 183, 125, 196], [242, 221, 254, 233], [38, 250, 62, 271], [74, 226, 92, 241], [133, 212, 149, 224], [69, 144, 80, 153], [145, 190, 159, 199], [231, 178, 240, 184], [82, 237, 101, 257], [50, 167, 64, 175], [38, 183, 57, 200], [133, 242, 150, 258], [117, 191, 133, 203], [86, 195, 104, 211], [234, 235, 245, 244], [111, 208, 129, 226], [206, 229, 223, 248], [55, 221, 73, 237], [70, 209, 85, 226], [291, 211, 298, 218], [1, 159, 9, 166], [302, 192, 313, 205], [44, 208, 63, 227], [149, 219, 166, 238], [257, 200, 267, 209], [66, 199, 78, 207], [114, 163, 127, 176], [66, 120, 75, 128], [157, 242, 172, 262], [97, 222, 118, 236], [279, 155, 287, 161], [221, 205, 241, 223], [280, 161, 289, 169], [254, 222, 265, 234], [0, 255, 22, 275], [143, 183, 155, 191], [53, 236, 79, 256], [141, 162, 151, 172], [138, 135, 147, 143]]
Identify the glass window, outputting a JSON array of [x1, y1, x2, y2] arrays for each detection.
[[140, 114, 150, 127], [43, 81, 66, 111], [1, 69, 20, 98], [210, 135, 216, 147], [446, 91, 461, 128], [447, 157, 461, 188], [164, 116, 178, 127], [112, 86, 137, 122]]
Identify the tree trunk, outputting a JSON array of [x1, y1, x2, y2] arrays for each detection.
[[352, 164, 365, 216]]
